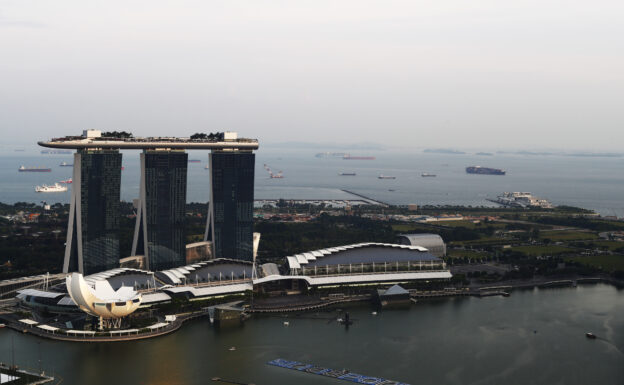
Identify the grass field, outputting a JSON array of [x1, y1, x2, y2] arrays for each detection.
[[447, 249, 489, 259], [510, 245, 574, 256], [567, 255, 624, 272], [451, 236, 510, 246], [539, 231, 598, 241], [591, 240, 624, 251], [391, 224, 434, 232]]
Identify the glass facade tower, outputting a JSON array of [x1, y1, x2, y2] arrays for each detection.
[[63, 149, 122, 275], [207, 151, 255, 261], [132, 150, 188, 271]]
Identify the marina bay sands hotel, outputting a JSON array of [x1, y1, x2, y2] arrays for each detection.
[[38, 129, 258, 275]]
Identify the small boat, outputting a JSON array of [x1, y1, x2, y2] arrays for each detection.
[[378, 174, 396, 179], [229, 346, 236, 351], [59, 178, 73, 184], [0, 323, 6, 328], [421, 173, 436, 177], [586, 332, 597, 339], [59, 161, 73, 167], [205, 165, 210, 170], [339, 172, 356, 176], [371, 312, 377, 316], [283, 321, 289, 326]]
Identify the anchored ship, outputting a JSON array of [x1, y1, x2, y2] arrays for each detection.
[[421, 173, 437, 177], [344, 155, 376, 160], [19, 165, 51, 172], [35, 183, 68, 192], [339, 172, 356, 176], [378, 174, 396, 179], [466, 166, 505, 175], [315, 152, 349, 158], [490, 192, 553, 208]]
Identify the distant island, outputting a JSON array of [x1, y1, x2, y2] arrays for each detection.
[[496, 150, 623, 158], [423, 148, 466, 155]]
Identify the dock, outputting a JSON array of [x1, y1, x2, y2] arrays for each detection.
[[0, 364, 54, 384], [340, 190, 390, 207]]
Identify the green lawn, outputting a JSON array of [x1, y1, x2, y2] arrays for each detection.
[[590, 240, 624, 251], [567, 255, 624, 272], [391, 224, 437, 232], [447, 249, 489, 259], [452, 236, 509, 246], [434, 220, 479, 228], [510, 245, 574, 256], [540, 231, 598, 241]]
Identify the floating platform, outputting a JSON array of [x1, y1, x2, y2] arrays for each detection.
[[268, 358, 410, 385]]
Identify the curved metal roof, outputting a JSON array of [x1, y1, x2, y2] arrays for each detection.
[[286, 242, 436, 269]]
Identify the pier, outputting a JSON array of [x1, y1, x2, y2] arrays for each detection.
[[0, 364, 54, 384], [340, 190, 390, 207]]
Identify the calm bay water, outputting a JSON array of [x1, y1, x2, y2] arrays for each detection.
[[1, 148, 623, 216], [1, 285, 623, 385]]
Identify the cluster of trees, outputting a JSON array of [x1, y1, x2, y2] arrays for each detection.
[[530, 215, 624, 232], [255, 214, 395, 262], [190, 132, 224, 141], [102, 131, 133, 138]]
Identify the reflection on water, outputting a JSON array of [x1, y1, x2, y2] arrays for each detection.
[[1, 284, 623, 385]]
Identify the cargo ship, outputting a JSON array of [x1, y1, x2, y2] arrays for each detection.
[[19, 166, 51, 172], [466, 166, 505, 175], [315, 152, 349, 158], [421, 173, 436, 177], [35, 183, 68, 192], [41, 150, 71, 154], [59, 161, 73, 167], [188, 159, 201, 163], [378, 174, 396, 179], [344, 155, 376, 160], [339, 172, 356, 176]]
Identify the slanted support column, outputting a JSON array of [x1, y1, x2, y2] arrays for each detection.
[[131, 152, 149, 270], [63, 152, 84, 274], [204, 152, 215, 244]]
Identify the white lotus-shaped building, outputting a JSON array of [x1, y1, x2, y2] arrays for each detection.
[[66, 272, 142, 319]]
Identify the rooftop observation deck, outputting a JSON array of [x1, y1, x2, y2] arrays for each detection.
[[38, 135, 259, 150]]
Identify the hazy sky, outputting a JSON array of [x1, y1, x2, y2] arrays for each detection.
[[1, 0, 623, 150]]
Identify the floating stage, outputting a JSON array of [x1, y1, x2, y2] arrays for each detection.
[[268, 358, 410, 385]]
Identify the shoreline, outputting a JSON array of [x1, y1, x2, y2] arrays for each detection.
[[2, 276, 622, 343]]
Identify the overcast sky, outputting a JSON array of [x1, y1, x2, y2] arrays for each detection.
[[1, 0, 623, 150]]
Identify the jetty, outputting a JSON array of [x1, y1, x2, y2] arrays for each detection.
[[340, 190, 390, 207]]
